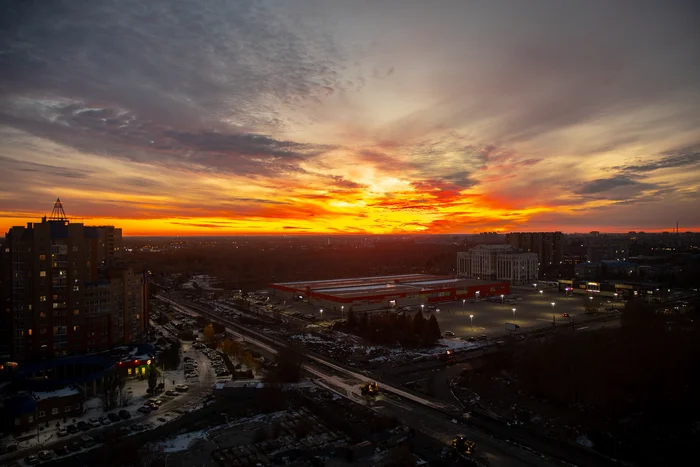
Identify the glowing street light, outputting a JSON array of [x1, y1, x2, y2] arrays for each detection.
[[469, 314, 474, 328], [462, 299, 466, 308], [512, 308, 516, 319], [319, 308, 323, 319], [421, 304, 425, 313], [551, 302, 556, 309], [501, 294, 505, 306], [539, 290, 543, 295]]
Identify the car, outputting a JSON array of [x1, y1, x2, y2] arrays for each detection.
[[37, 450, 53, 461], [68, 441, 82, 452], [478, 335, 488, 341], [77, 421, 91, 431], [24, 455, 39, 465], [466, 337, 476, 342], [165, 390, 179, 397], [80, 435, 95, 448], [148, 398, 162, 407], [175, 384, 188, 392], [88, 418, 100, 428], [99, 416, 111, 425], [138, 406, 152, 414], [66, 423, 78, 434], [130, 423, 144, 431], [561, 313, 570, 317], [53, 445, 69, 457], [57, 427, 69, 437], [118, 409, 131, 419], [108, 412, 120, 423], [443, 331, 456, 337]]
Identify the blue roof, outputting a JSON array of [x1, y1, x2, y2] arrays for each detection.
[[14, 355, 116, 391]]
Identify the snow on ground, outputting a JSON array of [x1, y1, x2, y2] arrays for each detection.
[[576, 435, 594, 448], [154, 429, 209, 453]]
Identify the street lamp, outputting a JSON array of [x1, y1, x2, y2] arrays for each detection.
[[421, 304, 425, 313], [512, 308, 516, 319], [539, 290, 543, 296], [341, 305, 344, 320], [501, 294, 504, 306], [462, 299, 465, 308], [551, 302, 556, 309], [469, 314, 473, 329], [319, 308, 323, 319]]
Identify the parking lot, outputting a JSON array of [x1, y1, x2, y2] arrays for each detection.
[[427, 288, 621, 339]]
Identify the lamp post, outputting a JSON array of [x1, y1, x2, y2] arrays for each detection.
[[551, 302, 556, 312], [341, 305, 344, 320], [319, 308, 323, 320], [539, 290, 543, 296], [421, 304, 424, 314], [501, 294, 504, 307], [469, 314, 473, 329], [462, 299, 465, 309], [512, 308, 516, 320]]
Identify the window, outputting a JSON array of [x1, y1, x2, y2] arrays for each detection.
[[40, 271, 46, 277], [40, 312, 46, 318], [39, 296, 46, 302], [72, 286, 79, 292], [39, 254, 46, 260], [51, 408, 58, 415], [39, 411, 46, 418], [28, 415, 33, 423], [73, 309, 79, 316], [28, 329, 32, 336], [65, 405, 71, 413], [74, 403, 80, 409], [127, 368, 132, 375]]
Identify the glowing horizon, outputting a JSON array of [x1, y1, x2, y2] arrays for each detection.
[[1, 1, 699, 236]]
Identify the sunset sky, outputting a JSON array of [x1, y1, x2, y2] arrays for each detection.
[[1, 0, 699, 235]]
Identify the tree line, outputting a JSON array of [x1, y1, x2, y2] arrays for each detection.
[[344, 310, 442, 347]]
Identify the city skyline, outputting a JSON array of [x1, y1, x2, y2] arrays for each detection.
[[1, 0, 699, 235]]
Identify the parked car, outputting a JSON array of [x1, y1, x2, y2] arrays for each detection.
[[99, 416, 111, 425], [66, 424, 78, 434], [478, 335, 488, 341], [57, 427, 68, 437], [165, 390, 179, 397], [118, 409, 131, 419], [80, 435, 95, 448], [24, 455, 39, 465], [466, 337, 476, 342], [561, 313, 570, 317], [77, 421, 90, 431], [443, 331, 456, 337], [175, 383, 188, 392], [68, 441, 82, 452], [108, 413, 120, 423], [38, 450, 53, 461], [130, 423, 144, 431], [53, 445, 69, 457], [138, 406, 151, 414], [88, 418, 100, 428]]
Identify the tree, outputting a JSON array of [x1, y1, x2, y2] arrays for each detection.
[[360, 312, 369, 332], [203, 323, 217, 347], [412, 311, 425, 337], [423, 314, 442, 344], [148, 362, 159, 394], [347, 310, 357, 328], [99, 374, 121, 412]]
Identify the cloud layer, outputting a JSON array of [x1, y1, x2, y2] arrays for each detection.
[[1, 0, 699, 234]]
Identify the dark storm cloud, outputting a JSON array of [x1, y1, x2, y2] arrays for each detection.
[[0, 155, 92, 179], [576, 175, 643, 194]]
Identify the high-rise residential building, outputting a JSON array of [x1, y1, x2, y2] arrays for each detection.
[[457, 245, 538, 285], [0, 199, 145, 361], [506, 231, 564, 267]]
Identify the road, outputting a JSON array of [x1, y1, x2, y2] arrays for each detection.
[[157, 293, 622, 467]]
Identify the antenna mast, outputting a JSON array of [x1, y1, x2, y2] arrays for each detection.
[[48, 198, 68, 221]]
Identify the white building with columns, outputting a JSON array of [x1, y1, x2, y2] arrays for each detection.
[[457, 244, 538, 285]]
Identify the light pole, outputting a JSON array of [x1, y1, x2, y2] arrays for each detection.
[[341, 305, 344, 320], [421, 304, 424, 314], [539, 290, 543, 296], [319, 308, 323, 320], [462, 299, 465, 309], [512, 308, 516, 320], [551, 302, 556, 312], [501, 294, 504, 307], [469, 314, 473, 329]]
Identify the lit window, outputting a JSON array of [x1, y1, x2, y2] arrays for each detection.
[[72, 286, 79, 291], [40, 271, 46, 277], [127, 368, 132, 375], [141, 367, 146, 375], [28, 329, 32, 336], [39, 296, 46, 302], [73, 325, 78, 331], [40, 312, 46, 318], [39, 254, 45, 260], [73, 309, 79, 315]]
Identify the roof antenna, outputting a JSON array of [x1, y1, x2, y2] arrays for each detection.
[[48, 198, 68, 221]]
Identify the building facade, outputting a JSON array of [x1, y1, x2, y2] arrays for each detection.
[[0, 200, 145, 361], [506, 231, 564, 267], [457, 245, 538, 285]]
